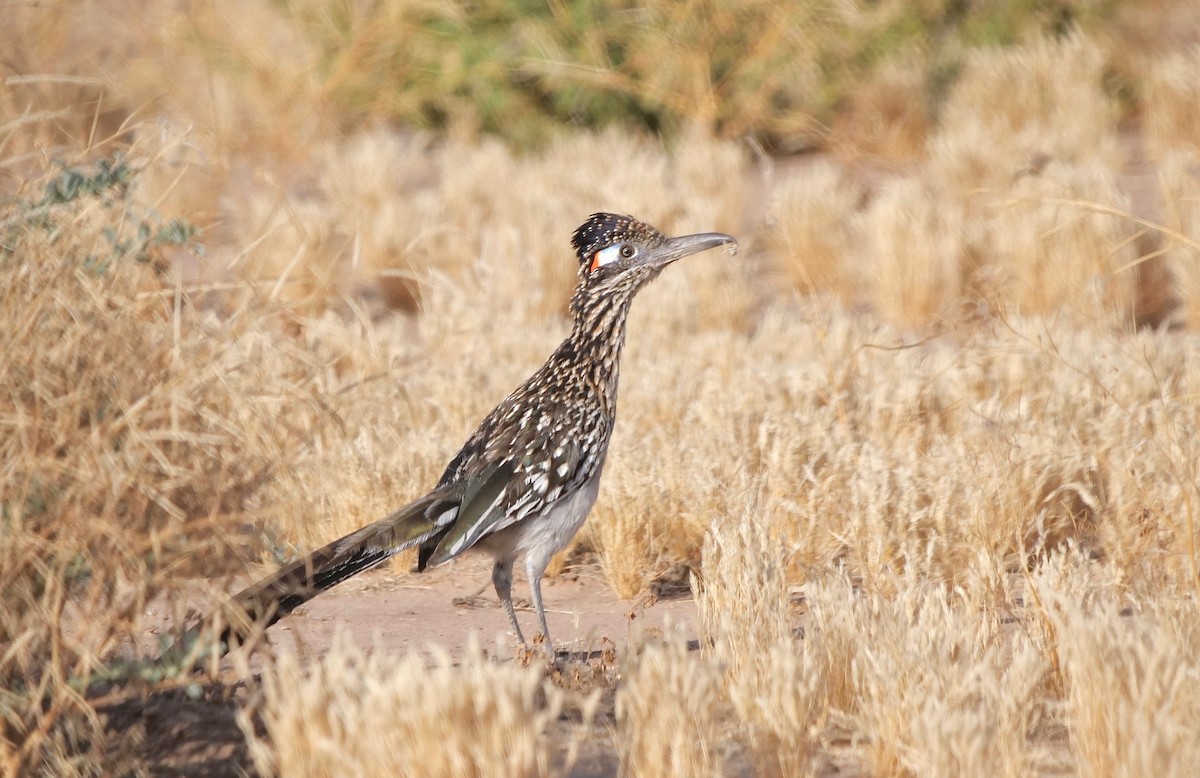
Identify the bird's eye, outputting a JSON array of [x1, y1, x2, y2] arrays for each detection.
[[619, 244, 636, 259]]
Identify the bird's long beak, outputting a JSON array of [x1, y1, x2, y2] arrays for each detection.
[[650, 232, 738, 266]]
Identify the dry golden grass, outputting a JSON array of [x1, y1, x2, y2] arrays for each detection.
[[616, 631, 724, 777], [852, 176, 965, 328], [1033, 553, 1200, 776], [240, 639, 570, 777], [831, 52, 932, 163], [930, 34, 1123, 189], [1160, 152, 1200, 327], [0, 153, 329, 771], [765, 32, 1179, 329], [7, 3, 1200, 774], [978, 161, 1141, 325], [846, 574, 1046, 777], [1144, 45, 1200, 159], [697, 513, 824, 777], [765, 160, 862, 299]]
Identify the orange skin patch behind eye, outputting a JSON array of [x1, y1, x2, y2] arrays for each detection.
[[589, 245, 624, 272]]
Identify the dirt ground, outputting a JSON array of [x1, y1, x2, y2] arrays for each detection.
[[233, 557, 698, 661]]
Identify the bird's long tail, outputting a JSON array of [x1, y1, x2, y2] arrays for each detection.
[[175, 491, 455, 663]]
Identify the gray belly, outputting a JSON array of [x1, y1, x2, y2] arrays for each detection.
[[479, 465, 604, 563]]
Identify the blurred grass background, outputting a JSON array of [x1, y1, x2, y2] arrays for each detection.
[[2, 0, 1140, 160], [280, 0, 1114, 149]]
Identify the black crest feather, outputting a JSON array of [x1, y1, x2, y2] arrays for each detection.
[[571, 213, 665, 267]]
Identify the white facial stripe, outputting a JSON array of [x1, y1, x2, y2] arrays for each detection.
[[593, 244, 623, 269]]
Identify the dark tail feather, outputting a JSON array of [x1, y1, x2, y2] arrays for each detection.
[[195, 490, 456, 658]]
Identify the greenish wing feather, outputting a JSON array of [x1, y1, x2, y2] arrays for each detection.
[[427, 460, 514, 565]]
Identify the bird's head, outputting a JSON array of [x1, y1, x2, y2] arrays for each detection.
[[570, 213, 737, 293]]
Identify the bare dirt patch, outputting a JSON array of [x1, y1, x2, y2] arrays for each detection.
[[248, 558, 696, 660]]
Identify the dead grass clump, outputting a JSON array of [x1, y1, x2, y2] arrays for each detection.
[[616, 632, 724, 777], [1159, 152, 1200, 327], [1, 157, 308, 554], [0, 152, 334, 773], [696, 512, 792, 665], [696, 513, 826, 776], [1020, 451, 1106, 561], [222, 188, 346, 317], [930, 34, 1121, 192], [212, 131, 433, 317], [976, 162, 1140, 325], [240, 639, 565, 777], [832, 53, 932, 163], [587, 484, 684, 599], [725, 641, 827, 778], [851, 176, 965, 327], [2, 1, 330, 204], [1046, 326, 1200, 590], [315, 129, 438, 311], [1143, 46, 1200, 158], [1033, 559, 1200, 775], [847, 575, 1046, 777], [99, 0, 329, 161], [0, 4, 113, 167], [766, 161, 862, 298], [965, 324, 1200, 585]]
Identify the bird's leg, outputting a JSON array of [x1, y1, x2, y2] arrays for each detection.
[[492, 558, 526, 645], [525, 552, 554, 653]]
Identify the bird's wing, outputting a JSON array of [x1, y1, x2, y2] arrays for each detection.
[[424, 459, 515, 563], [425, 414, 586, 565], [487, 428, 583, 534]]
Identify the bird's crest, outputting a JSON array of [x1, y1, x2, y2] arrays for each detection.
[[571, 213, 666, 273]]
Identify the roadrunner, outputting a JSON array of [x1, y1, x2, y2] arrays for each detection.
[[220, 213, 736, 652]]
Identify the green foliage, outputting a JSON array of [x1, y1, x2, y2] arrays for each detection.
[[1, 155, 201, 269], [278, 0, 1116, 149]]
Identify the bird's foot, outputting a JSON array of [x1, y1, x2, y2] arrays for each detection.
[[513, 634, 559, 667]]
